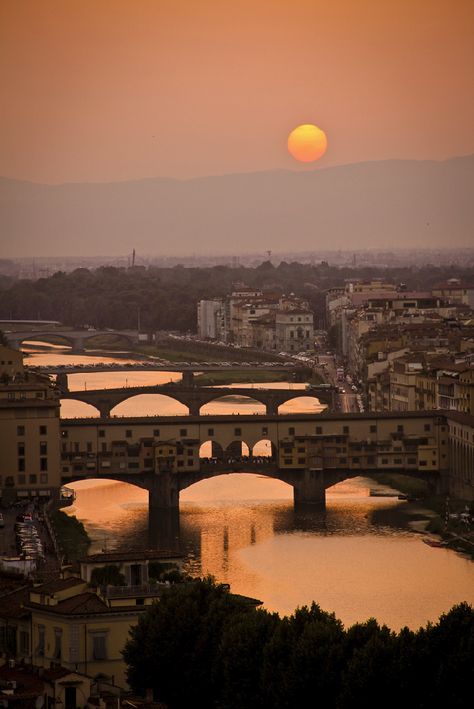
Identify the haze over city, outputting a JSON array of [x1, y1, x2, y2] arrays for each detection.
[[1, 0, 473, 256]]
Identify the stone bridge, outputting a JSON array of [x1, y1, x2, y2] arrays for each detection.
[[7, 329, 139, 351], [60, 383, 336, 416], [60, 410, 447, 511]]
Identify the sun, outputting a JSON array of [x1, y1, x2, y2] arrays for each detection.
[[287, 124, 328, 163]]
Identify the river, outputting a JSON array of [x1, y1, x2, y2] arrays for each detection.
[[24, 345, 474, 630]]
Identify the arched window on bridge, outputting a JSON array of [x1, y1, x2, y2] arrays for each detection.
[[278, 395, 326, 415], [200, 395, 266, 416], [199, 440, 224, 462], [252, 439, 277, 460], [225, 440, 250, 460]]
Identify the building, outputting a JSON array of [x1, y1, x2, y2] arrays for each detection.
[[196, 286, 314, 352], [0, 382, 61, 506], [0, 551, 183, 691], [0, 345, 24, 380]]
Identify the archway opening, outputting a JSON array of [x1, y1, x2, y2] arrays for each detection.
[[225, 440, 250, 461], [278, 395, 326, 414], [200, 395, 266, 416], [60, 399, 100, 418], [252, 439, 277, 460], [21, 335, 73, 351], [180, 472, 292, 503], [61, 478, 148, 554], [199, 440, 224, 462], [111, 394, 189, 417]]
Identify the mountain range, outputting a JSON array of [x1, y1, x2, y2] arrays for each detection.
[[1, 155, 473, 257]]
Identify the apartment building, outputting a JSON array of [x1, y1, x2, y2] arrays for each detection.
[[0, 382, 61, 505], [197, 286, 314, 351]]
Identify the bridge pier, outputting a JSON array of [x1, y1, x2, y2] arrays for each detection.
[[148, 471, 179, 511], [182, 370, 194, 386], [266, 400, 279, 415], [293, 469, 326, 507], [97, 402, 113, 418]]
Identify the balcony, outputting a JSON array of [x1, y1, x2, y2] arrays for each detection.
[[101, 583, 167, 598]]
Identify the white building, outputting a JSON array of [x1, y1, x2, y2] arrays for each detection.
[[197, 300, 225, 340]]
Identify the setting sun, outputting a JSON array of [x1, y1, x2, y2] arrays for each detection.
[[287, 124, 328, 163]]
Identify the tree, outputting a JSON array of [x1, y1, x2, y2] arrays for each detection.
[[122, 578, 255, 707]]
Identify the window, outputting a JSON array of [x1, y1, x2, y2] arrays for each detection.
[[126, 430, 132, 438], [394, 458, 402, 464], [424, 424, 431, 432], [18, 442, 25, 456], [91, 632, 107, 660], [40, 442, 47, 455], [208, 428, 214, 436], [53, 628, 62, 660], [297, 457, 305, 464], [297, 447, 305, 453], [40, 473, 48, 484], [353, 457, 359, 463], [39, 425, 47, 435], [234, 428, 242, 436], [37, 625, 45, 656], [18, 474, 25, 484], [288, 427, 295, 435], [284, 457, 292, 465], [101, 442, 107, 452], [87, 442, 92, 452], [39, 458, 47, 472], [316, 426, 322, 434], [370, 425, 377, 433], [397, 425, 404, 433], [262, 427, 268, 436], [17, 425, 25, 436], [99, 430, 105, 438], [382, 458, 388, 464], [20, 630, 29, 655], [30, 474, 37, 483], [18, 458, 25, 472], [153, 429, 160, 436], [187, 459, 194, 466], [61, 430, 68, 438], [180, 429, 187, 437], [420, 461, 427, 467], [343, 426, 349, 434]]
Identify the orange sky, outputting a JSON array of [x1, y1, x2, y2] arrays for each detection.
[[1, 0, 473, 183]]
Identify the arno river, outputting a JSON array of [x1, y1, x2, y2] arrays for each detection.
[[25, 346, 474, 631]]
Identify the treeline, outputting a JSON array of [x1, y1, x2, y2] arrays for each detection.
[[1, 263, 474, 333], [123, 578, 473, 709]]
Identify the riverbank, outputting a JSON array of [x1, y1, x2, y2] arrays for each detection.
[[50, 509, 91, 561], [369, 472, 474, 559]]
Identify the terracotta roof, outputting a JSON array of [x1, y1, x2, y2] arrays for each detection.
[[32, 577, 83, 595], [0, 586, 31, 620], [28, 591, 109, 615]]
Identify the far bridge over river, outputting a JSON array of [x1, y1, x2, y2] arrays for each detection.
[[59, 382, 336, 417], [60, 410, 449, 513]]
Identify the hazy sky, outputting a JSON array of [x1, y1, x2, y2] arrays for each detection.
[[1, 0, 473, 183]]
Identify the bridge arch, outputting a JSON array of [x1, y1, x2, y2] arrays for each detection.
[[59, 398, 101, 418], [200, 394, 266, 415], [110, 393, 189, 417], [277, 394, 325, 414], [19, 333, 75, 349]]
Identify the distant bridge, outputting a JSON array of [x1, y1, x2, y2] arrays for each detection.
[[60, 382, 336, 416], [6, 329, 139, 351]]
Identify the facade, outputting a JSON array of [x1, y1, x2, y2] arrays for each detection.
[[196, 286, 314, 351], [0, 384, 61, 505], [0, 345, 24, 380]]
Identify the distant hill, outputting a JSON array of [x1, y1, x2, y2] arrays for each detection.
[[1, 155, 473, 257]]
